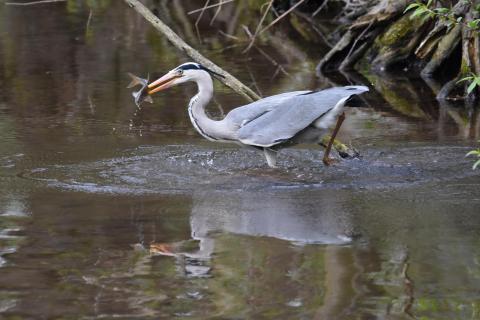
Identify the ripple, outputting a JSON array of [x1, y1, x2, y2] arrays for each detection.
[[17, 144, 477, 195]]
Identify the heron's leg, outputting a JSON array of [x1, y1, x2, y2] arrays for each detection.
[[263, 148, 278, 168], [323, 112, 346, 166]]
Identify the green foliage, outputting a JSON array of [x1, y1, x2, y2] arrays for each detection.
[[457, 73, 480, 93], [466, 146, 480, 170]]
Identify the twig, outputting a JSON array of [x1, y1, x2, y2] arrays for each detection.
[[241, 25, 290, 77], [5, 0, 66, 5], [86, 9, 93, 32], [210, 0, 224, 25], [187, 0, 235, 15], [218, 30, 241, 41], [123, 0, 260, 102], [243, 0, 273, 53], [258, 0, 306, 35], [344, 19, 373, 61], [255, 45, 290, 77], [246, 65, 263, 97], [294, 11, 333, 48], [195, 0, 211, 41], [312, 0, 329, 17]]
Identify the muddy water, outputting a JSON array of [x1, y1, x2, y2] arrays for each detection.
[[0, 1, 480, 319]]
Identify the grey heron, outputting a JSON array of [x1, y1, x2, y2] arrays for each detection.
[[130, 62, 369, 167]]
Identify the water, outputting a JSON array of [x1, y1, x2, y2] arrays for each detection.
[[0, 1, 479, 319]]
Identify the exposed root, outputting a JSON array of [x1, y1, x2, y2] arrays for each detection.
[[438, 7, 480, 101], [415, 1, 469, 59], [316, 0, 407, 73], [420, 24, 462, 76]]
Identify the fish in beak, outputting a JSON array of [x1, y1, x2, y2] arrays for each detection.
[[127, 73, 153, 107], [127, 71, 182, 107]]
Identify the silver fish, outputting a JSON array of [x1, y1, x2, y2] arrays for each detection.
[[127, 73, 154, 107]]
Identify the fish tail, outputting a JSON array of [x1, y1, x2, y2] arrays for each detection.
[[127, 72, 147, 88]]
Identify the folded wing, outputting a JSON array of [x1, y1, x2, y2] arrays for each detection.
[[236, 86, 368, 147]]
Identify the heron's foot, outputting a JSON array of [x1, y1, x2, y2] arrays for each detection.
[[320, 136, 360, 159], [322, 157, 339, 166], [263, 148, 278, 168]]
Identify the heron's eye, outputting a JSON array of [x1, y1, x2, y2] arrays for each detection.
[[177, 69, 184, 76]]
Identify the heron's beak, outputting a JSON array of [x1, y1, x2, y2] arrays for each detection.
[[148, 73, 181, 95]]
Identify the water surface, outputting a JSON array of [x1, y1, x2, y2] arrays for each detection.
[[0, 1, 479, 319]]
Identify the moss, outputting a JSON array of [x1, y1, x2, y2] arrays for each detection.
[[377, 15, 420, 47]]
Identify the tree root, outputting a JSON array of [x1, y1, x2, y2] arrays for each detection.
[[415, 1, 469, 56], [420, 24, 462, 77], [438, 7, 480, 101], [369, 13, 430, 72], [316, 0, 407, 73]]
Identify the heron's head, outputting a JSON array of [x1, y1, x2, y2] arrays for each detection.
[[147, 62, 223, 95]]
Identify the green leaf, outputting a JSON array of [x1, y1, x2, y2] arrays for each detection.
[[457, 76, 474, 83], [473, 159, 480, 170], [467, 20, 479, 29], [466, 150, 479, 157], [404, 3, 421, 13], [467, 81, 477, 94], [474, 78, 480, 89], [467, 82, 477, 94], [411, 7, 428, 19], [435, 7, 450, 14]]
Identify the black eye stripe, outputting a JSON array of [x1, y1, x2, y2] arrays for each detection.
[[177, 63, 226, 79], [178, 64, 201, 71]]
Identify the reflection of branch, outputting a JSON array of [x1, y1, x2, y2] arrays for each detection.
[[241, 26, 290, 77], [246, 65, 263, 97], [86, 9, 93, 33], [254, 45, 290, 77], [402, 261, 415, 319]]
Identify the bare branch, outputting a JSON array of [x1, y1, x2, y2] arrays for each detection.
[[195, 0, 211, 41], [259, 0, 306, 35], [243, 0, 274, 53], [123, 0, 260, 102], [5, 0, 66, 5], [210, 0, 224, 25], [187, 0, 235, 15]]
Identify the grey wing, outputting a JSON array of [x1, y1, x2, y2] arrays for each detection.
[[224, 90, 311, 127], [237, 86, 368, 147]]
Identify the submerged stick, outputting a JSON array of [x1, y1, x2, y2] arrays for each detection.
[[123, 0, 260, 102]]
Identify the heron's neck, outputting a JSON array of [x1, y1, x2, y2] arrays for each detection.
[[188, 75, 229, 141]]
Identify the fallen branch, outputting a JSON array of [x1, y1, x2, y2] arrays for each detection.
[[123, 0, 260, 102], [5, 0, 66, 5]]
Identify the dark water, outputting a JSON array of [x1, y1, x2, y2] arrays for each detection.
[[0, 1, 480, 319]]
